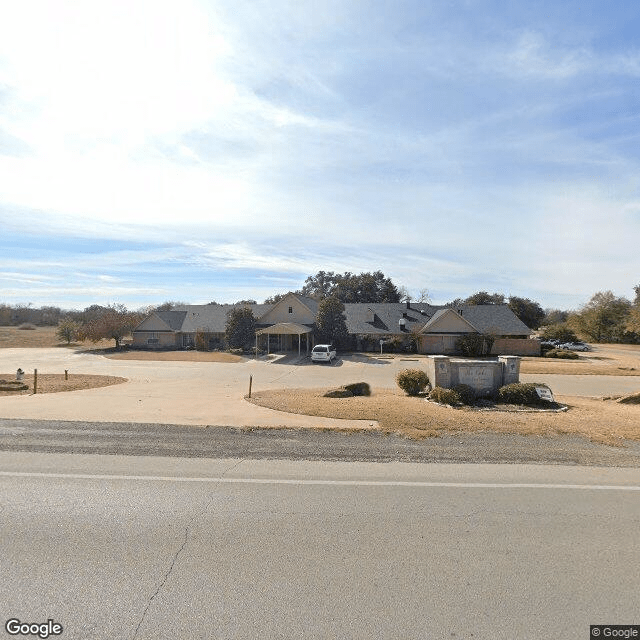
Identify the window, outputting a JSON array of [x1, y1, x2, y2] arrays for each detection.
[[147, 332, 159, 344], [288, 306, 293, 314]]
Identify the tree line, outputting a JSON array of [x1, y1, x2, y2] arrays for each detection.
[[3, 274, 640, 347]]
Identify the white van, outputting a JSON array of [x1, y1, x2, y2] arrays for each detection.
[[311, 344, 336, 363]]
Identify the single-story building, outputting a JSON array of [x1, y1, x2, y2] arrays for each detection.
[[132, 293, 539, 356]]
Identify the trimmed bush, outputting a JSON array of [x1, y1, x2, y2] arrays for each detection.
[[343, 382, 371, 396], [429, 386, 461, 405], [618, 392, 640, 405], [545, 348, 579, 359], [497, 382, 552, 406], [396, 368, 430, 396], [323, 388, 353, 398], [453, 384, 476, 405]]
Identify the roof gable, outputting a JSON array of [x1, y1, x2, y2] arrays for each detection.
[[135, 311, 187, 332], [421, 309, 479, 334], [258, 293, 317, 325]]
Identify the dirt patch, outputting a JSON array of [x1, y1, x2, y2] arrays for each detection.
[[104, 350, 244, 363], [0, 373, 127, 396], [247, 387, 640, 446]]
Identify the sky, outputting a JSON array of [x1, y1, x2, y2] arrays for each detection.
[[1, 0, 639, 311]]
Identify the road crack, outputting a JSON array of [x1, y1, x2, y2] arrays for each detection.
[[132, 525, 190, 640], [131, 457, 246, 639]]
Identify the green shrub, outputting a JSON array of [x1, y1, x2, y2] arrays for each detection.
[[429, 386, 462, 405], [396, 369, 430, 396], [545, 348, 579, 359], [453, 384, 476, 405], [195, 329, 211, 351], [455, 333, 495, 357], [540, 323, 578, 343], [382, 336, 404, 353], [540, 342, 556, 355], [343, 382, 371, 396], [497, 382, 552, 406]]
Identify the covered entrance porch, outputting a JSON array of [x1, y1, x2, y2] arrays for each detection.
[[255, 323, 313, 356]]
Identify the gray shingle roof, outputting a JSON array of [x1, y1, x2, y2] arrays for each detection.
[[451, 305, 532, 336], [137, 298, 531, 337], [343, 303, 437, 335], [343, 303, 531, 336], [174, 304, 272, 333], [154, 310, 187, 331]]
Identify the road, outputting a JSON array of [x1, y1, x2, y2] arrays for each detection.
[[1, 452, 639, 640]]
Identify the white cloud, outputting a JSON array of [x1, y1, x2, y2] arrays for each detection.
[[503, 31, 590, 79]]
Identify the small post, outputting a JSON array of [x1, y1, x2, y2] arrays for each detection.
[[248, 375, 253, 398], [33, 369, 38, 394], [65, 369, 68, 380]]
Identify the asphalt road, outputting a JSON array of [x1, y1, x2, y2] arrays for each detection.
[[2, 418, 640, 467], [1, 452, 639, 640]]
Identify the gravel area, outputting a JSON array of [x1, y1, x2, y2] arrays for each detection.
[[2, 419, 639, 467]]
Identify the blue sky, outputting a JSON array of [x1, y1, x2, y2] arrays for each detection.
[[1, 0, 639, 310]]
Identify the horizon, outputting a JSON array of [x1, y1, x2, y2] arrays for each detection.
[[2, 1, 639, 310]]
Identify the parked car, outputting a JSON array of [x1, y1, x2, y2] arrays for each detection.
[[311, 344, 336, 363], [571, 342, 590, 351], [558, 342, 590, 351]]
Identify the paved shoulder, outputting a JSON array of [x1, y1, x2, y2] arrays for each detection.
[[1, 419, 639, 467]]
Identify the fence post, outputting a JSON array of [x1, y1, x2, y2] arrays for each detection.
[[33, 369, 38, 394], [248, 375, 253, 398], [65, 369, 68, 380]]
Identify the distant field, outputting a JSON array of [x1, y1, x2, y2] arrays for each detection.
[[0, 326, 112, 349], [520, 343, 640, 376]]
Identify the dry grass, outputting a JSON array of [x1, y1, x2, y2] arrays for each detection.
[[0, 373, 127, 396], [247, 387, 640, 446], [520, 354, 640, 376], [0, 326, 113, 349], [104, 350, 243, 362]]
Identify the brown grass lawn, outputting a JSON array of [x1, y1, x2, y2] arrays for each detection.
[[520, 344, 640, 376], [105, 350, 244, 363], [0, 373, 127, 395], [248, 388, 640, 446], [0, 326, 113, 349]]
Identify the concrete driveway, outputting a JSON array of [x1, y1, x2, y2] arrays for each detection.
[[0, 349, 394, 428], [1, 349, 639, 427]]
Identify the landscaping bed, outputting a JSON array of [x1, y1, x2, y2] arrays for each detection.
[[247, 387, 640, 446], [0, 373, 127, 395], [104, 350, 244, 362]]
